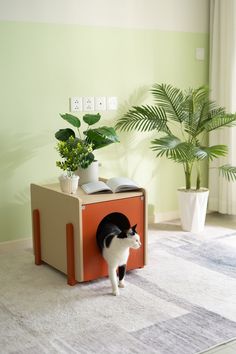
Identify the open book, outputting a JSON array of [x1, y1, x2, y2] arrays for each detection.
[[81, 177, 140, 194]]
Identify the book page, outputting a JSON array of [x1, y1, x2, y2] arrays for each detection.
[[81, 181, 112, 194], [106, 177, 140, 193]]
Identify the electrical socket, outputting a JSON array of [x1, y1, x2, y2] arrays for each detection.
[[70, 97, 83, 112], [83, 96, 95, 111]]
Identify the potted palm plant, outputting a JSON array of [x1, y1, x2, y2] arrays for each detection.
[[56, 113, 119, 184], [116, 84, 236, 232]]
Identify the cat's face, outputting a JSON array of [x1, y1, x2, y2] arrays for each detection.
[[127, 224, 141, 249]]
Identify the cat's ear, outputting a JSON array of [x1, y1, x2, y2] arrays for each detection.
[[131, 224, 137, 233]]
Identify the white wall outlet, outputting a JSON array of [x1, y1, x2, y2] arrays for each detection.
[[95, 96, 106, 111], [195, 47, 205, 61], [107, 96, 118, 110], [70, 97, 83, 112], [83, 96, 95, 111]]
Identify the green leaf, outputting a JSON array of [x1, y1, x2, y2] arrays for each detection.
[[55, 128, 75, 141], [151, 135, 195, 163], [83, 113, 101, 126], [191, 85, 209, 102], [182, 86, 210, 137], [115, 105, 170, 134], [85, 126, 119, 150], [79, 152, 95, 169], [203, 113, 236, 132], [194, 145, 228, 161], [60, 113, 81, 128], [219, 164, 236, 182], [151, 84, 184, 123]]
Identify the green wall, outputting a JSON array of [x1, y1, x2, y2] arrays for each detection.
[[0, 21, 209, 242]]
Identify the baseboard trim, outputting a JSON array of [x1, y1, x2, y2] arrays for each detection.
[[148, 210, 179, 224], [148, 208, 215, 224], [0, 238, 32, 252]]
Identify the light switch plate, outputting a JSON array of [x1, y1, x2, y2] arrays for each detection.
[[195, 48, 205, 61], [107, 96, 118, 110]]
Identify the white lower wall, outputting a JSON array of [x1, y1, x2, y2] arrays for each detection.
[[0, 238, 32, 253], [149, 210, 180, 224], [0, 0, 209, 32]]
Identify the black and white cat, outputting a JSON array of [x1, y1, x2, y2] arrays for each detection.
[[97, 223, 141, 296]]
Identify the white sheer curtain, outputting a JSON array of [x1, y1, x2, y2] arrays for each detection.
[[209, 0, 236, 215]]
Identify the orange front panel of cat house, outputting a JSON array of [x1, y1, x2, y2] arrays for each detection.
[[82, 197, 145, 281]]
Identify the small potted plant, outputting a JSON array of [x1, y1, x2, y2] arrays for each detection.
[[56, 136, 93, 193], [116, 83, 236, 232], [55, 113, 119, 185]]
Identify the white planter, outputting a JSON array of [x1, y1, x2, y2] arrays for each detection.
[[59, 174, 79, 194], [178, 188, 209, 233], [77, 160, 99, 185]]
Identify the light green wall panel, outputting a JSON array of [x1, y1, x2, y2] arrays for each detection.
[[0, 21, 209, 242]]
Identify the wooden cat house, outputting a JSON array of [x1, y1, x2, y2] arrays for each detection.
[[31, 183, 147, 285]]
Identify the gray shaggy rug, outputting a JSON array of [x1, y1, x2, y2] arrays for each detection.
[[0, 215, 236, 354]]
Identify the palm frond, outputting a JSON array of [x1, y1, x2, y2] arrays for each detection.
[[194, 145, 228, 161], [183, 112, 203, 137], [219, 164, 236, 182], [151, 84, 184, 123], [192, 85, 209, 102], [151, 135, 195, 163], [208, 106, 226, 119], [183, 86, 210, 137], [115, 105, 171, 133], [203, 113, 236, 132]]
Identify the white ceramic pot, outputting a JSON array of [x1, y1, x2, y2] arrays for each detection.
[[59, 174, 79, 194], [77, 160, 99, 185], [178, 188, 209, 233]]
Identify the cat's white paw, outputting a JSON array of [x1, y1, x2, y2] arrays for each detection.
[[112, 289, 120, 296], [118, 281, 125, 288]]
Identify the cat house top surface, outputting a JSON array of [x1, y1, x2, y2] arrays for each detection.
[[31, 182, 145, 205]]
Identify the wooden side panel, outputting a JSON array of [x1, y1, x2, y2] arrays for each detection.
[[82, 196, 145, 282], [30, 184, 83, 282]]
